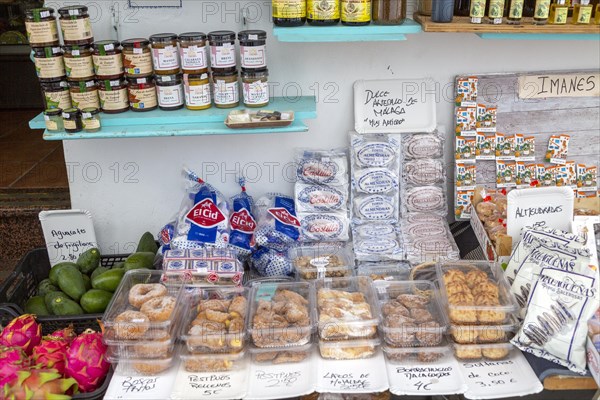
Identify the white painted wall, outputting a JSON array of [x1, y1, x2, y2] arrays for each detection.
[[48, 0, 600, 252]]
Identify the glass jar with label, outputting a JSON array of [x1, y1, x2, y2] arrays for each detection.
[[155, 74, 184, 111], [92, 40, 124, 79], [241, 69, 269, 108], [33, 46, 65, 81], [63, 45, 94, 80], [128, 76, 158, 112], [373, 0, 407, 24], [41, 79, 71, 110], [341, 0, 372, 25], [184, 73, 212, 110], [44, 108, 63, 132], [81, 107, 101, 132], [58, 6, 93, 45], [98, 78, 129, 114], [62, 107, 83, 133], [69, 80, 100, 110], [307, 0, 340, 25], [178, 32, 208, 75], [208, 31, 237, 71], [122, 38, 154, 78], [272, 0, 306, 26], [25, 8, 59, 47], [238, 30, 267, 70], [149, 33, 180, 75], [212, 70, 239, 109]]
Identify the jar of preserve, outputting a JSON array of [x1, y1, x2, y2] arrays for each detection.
[[149, 33, 180, 75], [128, 76, 158, 112], [25, 8, 59, 47], [62, 107, 83, 133], [341, 0, 372, 25], [373, 0, 407, 24], [238, 30, 267, 70], [41, 79, 71, 110], [212, 69, 239, 109], [44, 108, 63, 132], [272, 0, 306, 26], [63, 45, 94, 80], [122, 38, 154, 77], [69, 79, 100, 110], [58, 6, 93, 45], [208, 31, 236, 71], [184, 73, 211, 110], [98, 78, 129, 114], [82, 107, 101, 132], [33, 46, 65, 81], [155, 74, 184, 111], [241, 69, 269, 108], [178, 32, 208, 74], [92, 40, 124, 79]]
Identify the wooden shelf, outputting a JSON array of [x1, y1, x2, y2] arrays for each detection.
[[414, 14, 600, 40], [29, 96, 317, 141], [273, 19, 422, 42]]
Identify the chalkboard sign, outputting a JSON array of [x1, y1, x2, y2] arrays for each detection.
[[39, 209, 98, 267], [354, 78, 436, 134]]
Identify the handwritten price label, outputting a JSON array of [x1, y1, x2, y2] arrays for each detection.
[[255, 371, 301, 388], [387, 357, 466, 396], [324, 372, 371, 391], [186, 374, 231, 396], [316, 351, 388, 394], [246, 352, 315, 400], [120, 377, 158, 394], [104, 369, 177, 400]]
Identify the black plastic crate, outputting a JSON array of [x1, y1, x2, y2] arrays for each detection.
[[0, 248, 127, 334]]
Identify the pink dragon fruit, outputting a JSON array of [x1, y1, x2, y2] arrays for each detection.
[[2, 368, 78, 400], [0, 346, 30, 387], [0, 314, 42, 355], [32, 337, 70, 375], [65, 329, 109, 392], [48, 325, 76, 344]]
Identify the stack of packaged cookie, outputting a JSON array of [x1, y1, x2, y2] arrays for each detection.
[[400, 131, 460, 265]]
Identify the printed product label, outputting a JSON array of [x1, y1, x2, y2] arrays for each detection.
[[83, 118, 100, 130], [44, 90, 71, 109], [577, 7, 592, 23], [35, 56, 65, 79], [129, 88, 157, 109], [356, 143, 396, 167], [300, 214, 345, 240], [214, 80, 239, 105], [357, 195, 395, 220], [357, 238, 399, 254], [185, 188, 228, 244], [273, 0, 306, 18], [92, 54, 123, 76], [241, 45, 266, 68], [297, 185, 344, 211], [124, 52, 153, 75], [99, 88, 129, 111], [310, 257, 331, 268], [185, 83, 211, 107], [534, 0, 550, 18], [60, 17, 92, 41], [488, 0, 505, 18], [551, 7, 568, 23], [470, 0, 486, 17], [45, 120, 58, 130], [64, 55, 94, 78], [230, 208, 256, 233], [243, 80, 269, 105], [71, 90, 99, 109], [210, 44, 236, 69], [151, 46, 180, 70], [356, 223, 395, 237], [268, 196, 300, 241], [297, 159, 340, 184], [180, 45, 208, 70], [157, 84, 184, 107], [509, 0, 524, 18], [63, 120, 76, 130], [308, 0, 340, 20], [342, 0, 371, 22], [356, 169, 397, 194], [26, 20, 58, 44]]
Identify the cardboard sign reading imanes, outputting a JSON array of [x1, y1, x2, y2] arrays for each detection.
[[39, 209, 97, 266], [507, 187, 574, 246], [354, 78, 436, 134], [518, 73, 600, 99]]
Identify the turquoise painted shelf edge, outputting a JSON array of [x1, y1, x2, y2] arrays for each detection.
[[273, 19, 422, 42], [30, 96, 317, 140], [477, 32, 600, 40]]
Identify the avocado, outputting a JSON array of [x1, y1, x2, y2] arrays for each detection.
[[44, 291, 68, 311], [76, 248, 101, 275], [80, 289, 113, 313], [123, 252, 155, 271], [82, 274, 92, 291], [49, 296, 84, 316], [91, 268, 125, 292], [136, 232, 159, 255], [49, 262, 79, 285], [56, 265, 86, 302], [91, 266, 109, 280], [37, 279, 59, 297], [24, 296, 50, 316]]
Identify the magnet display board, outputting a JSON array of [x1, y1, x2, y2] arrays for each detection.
[[354, 78, 436, 134], [39, 209, 97, 266]]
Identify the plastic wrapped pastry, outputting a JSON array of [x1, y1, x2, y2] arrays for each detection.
[[296, 149, 348, 186]]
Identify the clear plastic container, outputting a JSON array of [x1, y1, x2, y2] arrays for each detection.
[[319, 338, 380, 360], [104, 337, 175, 360], [316, 277, 380, 341], [357, 262, 410, 282], [374, 280, 447, 348], [108, 354, 176, 375], [181, 348, 246, 372], [449, 315, 519, 344], [437, 261, 518, 325], [102, 270, 187, 341], [290, 243, 354, 280], [180, 286, 248, 354], [247, 281, 316, 348], [452, 342, 515, 361], [383, 341, 451, 364], [249, 342, 314, 364]]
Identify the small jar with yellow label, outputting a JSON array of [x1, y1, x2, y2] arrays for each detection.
[[128, 76, 158, 112], [183, 73, 212, 110], [212, 69, 239, 109], [241, 68, 269, 108], [150, 33, 180, 75], [25, 8, 59, 47], [41, 79, 71, 110], [341, 0, 372, 25], [33, 46, 66, 81], [44, 108, 63, 132], [122, 38, 154, 77], [62, 107, 83, 133], [82, 107, 101, 132], [69, 79, 100, 110], [178, 32, 208, 74], [98, 78, 129, 114], [92, 40, 124, 79], [63, 44, 94, 80], [58, 5, 93, 45]]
